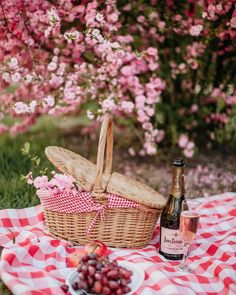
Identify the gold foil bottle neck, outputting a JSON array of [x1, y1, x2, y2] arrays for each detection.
[[171, 165, 185, 198]]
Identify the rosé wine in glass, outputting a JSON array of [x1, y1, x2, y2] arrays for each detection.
[[180, 211, 199, 244], [178, 200, 201, 272]]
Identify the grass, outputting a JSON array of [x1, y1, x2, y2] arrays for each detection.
[[0, 119, 65, 210]]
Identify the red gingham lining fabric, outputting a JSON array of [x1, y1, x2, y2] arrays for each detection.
[[0, 192, 236, 295], [37, 190, 140, 214], [37, 190, 140, 235]]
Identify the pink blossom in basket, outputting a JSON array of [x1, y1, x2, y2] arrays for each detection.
[[49, 174, 75, 191], [33, 176, 49, 189]]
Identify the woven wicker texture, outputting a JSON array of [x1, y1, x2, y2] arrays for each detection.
[[44, 206, 161, 248], [43, 115, 165, 248]]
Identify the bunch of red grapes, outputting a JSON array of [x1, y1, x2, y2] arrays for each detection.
[[61, 253, 132, 294]]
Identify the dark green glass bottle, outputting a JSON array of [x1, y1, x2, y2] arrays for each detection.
[[159, 159, 185, 260]]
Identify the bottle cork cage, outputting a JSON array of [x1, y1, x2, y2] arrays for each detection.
[[43, 115, 166, 248]]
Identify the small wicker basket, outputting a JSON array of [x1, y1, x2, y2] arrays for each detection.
[[43, 115, 166, 248]]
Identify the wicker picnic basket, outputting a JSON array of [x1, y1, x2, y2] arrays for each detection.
[[43, 115, 166, 248]]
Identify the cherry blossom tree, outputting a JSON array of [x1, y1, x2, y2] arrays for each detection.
[[0, 0, 236, 157]]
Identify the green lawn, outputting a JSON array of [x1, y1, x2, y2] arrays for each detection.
[[0, 122, 64, 210]]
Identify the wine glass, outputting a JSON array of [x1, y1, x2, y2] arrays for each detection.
[[179, 199, 201, 272]]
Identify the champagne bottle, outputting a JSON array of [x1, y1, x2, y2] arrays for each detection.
[[159, 159, 185, 260]]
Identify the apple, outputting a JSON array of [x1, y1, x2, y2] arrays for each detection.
[[66, 248, 86, 267], [84, 240, 108, 257]]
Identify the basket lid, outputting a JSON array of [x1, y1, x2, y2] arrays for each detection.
[[45, 146, 166, 209]]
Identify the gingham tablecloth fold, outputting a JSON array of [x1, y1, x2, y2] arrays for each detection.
[[0, 193, 236, 295]]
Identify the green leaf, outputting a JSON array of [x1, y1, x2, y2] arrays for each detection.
[[39, 167, 48, 175], [24, 142, 30, 152], [155, 110, 164, 124], [216, 98, 225, 113], [6, 84, 19, 93], [36, 158, 41, 166], [21, 142, 30, 155], [20, 174, 27, 181]]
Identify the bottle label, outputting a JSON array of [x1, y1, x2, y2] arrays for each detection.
[[160, 227, 183, 254]]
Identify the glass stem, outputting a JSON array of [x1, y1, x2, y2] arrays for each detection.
[[180, 243, 189, 269]]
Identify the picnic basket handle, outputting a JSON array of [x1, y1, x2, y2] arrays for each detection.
[[92, 114, 113, 195]]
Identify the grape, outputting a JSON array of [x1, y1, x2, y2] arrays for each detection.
[[101, 274, 108, 285], [107, 269, 119, 279], [80, 280, 88, 290], [102, 286, 111, 295], [120, 268, 132, 279], [78, 272, 85, 281], [93, 281, 102, 293], [88, 265, 96, 276], [96, 262, 102, 270], [122, 286, 131, 293], [81, 254, 89, 262], [88, 253, 98, 259], [87, 259, 97, 266], [73, 253, 133, 294], [60, 284, 68, 293], [120, 279, 128, 286], [116, 288, 123, 295], [108, 280, 119, 289], [72, 282, 79, 290], [88, 276, 94, 287], [101, 265, 111, 274], [94, 273, 102, 281], [81, 265, 88, 275]]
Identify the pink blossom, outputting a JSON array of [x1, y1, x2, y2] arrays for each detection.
[[2, 72, 11, 83], [29, 100, 37, 113], [64, 30, 81, 43], [47, 62, 57, 71], [183, 148, 194, 158], [47, 7, 60, 26], [158, 21, 166, 30], [144, 142, 157, 155], [155, 130, 165, 143], [8, 57, 18, 69], [190, 104, 198, 113], [142, 122, 153, 131], [24, 74, 34, 84], [0, 123, 8, 134], [43, 95, 55, 107], [178, 134, 189, 148], [50, 174, 75, 191], [107, 12, 119, 23], [87, 110, 95, 120], [121, 66, 134, 76], [120, 101, 134, 113], [230, 17, 236, 28], [33, 176, 49, 189], [14, 102, 29, 114], [128, 147, 136, 156], [26, 171, 33, 185], [144, 106, 155, 117], [101, 97, 117, 111], [147, 47, 158, 56], [11, 72, 21, 82], [189, 25, 203, 36], [186, 141, 195, 150], [135, 95, 146, 109], [95, 13, 104, 22]]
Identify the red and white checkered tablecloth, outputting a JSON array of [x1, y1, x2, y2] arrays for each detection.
[[0, 192, 236, 295]]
